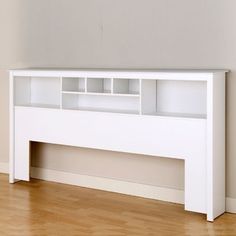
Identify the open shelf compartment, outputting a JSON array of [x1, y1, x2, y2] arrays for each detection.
[[14, 75, 207, 118], [62, 93, 140, 114], [141, 80, 207, 119], [113, 79, 140, 95], [87, 78, 112, 93], [14, 76, 61, 109], [62, 77, 85, 92]]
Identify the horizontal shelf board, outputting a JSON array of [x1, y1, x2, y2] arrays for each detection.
[[86, 90, 112, 94], [113, 91, 140, 96], [62, 106, 140, 114], [15, 103, 60, 109], [62, 91, 140, 97], [14, 105, 206, 119], [10, 68, 229, 80], [62, 77, 86, 79], [62, 89, 85, 93], [144, 111, 207, 119]]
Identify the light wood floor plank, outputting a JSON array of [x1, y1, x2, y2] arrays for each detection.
[[0, 174, 235, 236]]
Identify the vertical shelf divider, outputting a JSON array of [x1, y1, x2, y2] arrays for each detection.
[[155, 80, 158, 115], [60, 77, 63, 109], [85, 77, 88, 93], [111, 78, 114, 94], [29, 77, 32, 106], [139, 79, 142, 115]]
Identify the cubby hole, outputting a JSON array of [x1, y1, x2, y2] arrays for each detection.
[[14, 76, 61, 108], [14, 75, 207, 118], [62, 93, 140, 114], [113, 79, 140, 95], [141, 80, 207, 118], [62, 77, 85, 92], [87, 78, 111, 93]]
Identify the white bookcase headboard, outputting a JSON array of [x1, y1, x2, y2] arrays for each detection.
[[9, 68, 228, 221]]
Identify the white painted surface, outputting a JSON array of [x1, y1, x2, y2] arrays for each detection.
[[156, 80, 207, 117], [14, 76, 31, 106], [87, 78, 106, 93], [206, 73, 226, 221], [10, 69, 228, 79], [31, 77, 61, 106], [62, 77, 86, 92], [10, 69, 226, 221], [141, 80, 156, 114], [9, 72, 14, 183], [113, 78, 140, 94]]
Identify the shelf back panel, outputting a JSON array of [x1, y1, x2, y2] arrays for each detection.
[[114, 79, 140, 94], [62, 77, 85, 92], [156, 80, 207, 116], [62, 94, 140, 113], [14, 76, 31, 106], [78, 95, 139, 112], [31, 77, 61, 106]]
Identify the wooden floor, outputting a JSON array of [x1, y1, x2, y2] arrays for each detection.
[[0, 174, 235, 236]]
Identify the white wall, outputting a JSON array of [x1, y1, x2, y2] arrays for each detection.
[[1, 0, 236, 197]]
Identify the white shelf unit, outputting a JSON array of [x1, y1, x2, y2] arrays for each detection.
[[10, 69, 227, 221], [61, 77, 140, 114], [13, 75, 206, 118]]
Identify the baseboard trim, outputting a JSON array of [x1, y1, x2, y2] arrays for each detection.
[[31, 167, 184, 204], [226, 197, 236, 213], [1, 162, 235, 213], [0, 162, 9, 174]]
